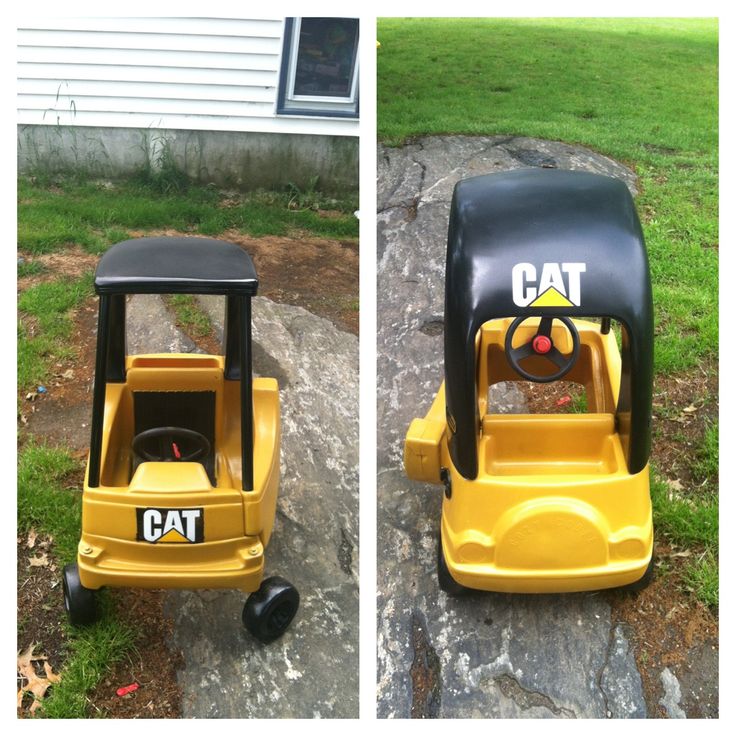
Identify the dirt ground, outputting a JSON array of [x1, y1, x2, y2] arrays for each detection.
[[18, 230, 359, 718], [17, 534, 68, 716], [17, 246, 99, 291]]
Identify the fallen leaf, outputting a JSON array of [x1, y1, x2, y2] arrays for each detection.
[[17, 644, 60, 715], [665, 478, 684, 492], [27, 529, 37, 549], [682, 404, 698, 413], [43, 662, 61, 684], [61, 369, 74, 379], [28, 553, 49, 568]]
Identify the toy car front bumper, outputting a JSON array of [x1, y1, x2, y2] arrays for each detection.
[[77, 535, 264, 593]]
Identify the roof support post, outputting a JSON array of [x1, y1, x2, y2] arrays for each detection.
[[106, 294, 127, 382], [88, 295, 111, 488], [240, 296, 254, 491]]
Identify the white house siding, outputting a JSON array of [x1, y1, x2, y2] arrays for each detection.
[[17, 18, 359, 137]]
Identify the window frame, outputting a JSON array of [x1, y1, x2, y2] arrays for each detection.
[[276, 17, 360, 119]]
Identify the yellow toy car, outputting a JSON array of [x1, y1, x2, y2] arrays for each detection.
[[62, 236, 299, 642], [405, 169, 655, 595]]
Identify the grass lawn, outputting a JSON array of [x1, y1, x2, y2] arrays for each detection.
[[17, 174, 358, 715], [18, 274, 93, 391], [378, 17, 718, 605], [18, 176, 358, 256]]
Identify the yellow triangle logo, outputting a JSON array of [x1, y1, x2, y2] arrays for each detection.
[[158, 528, 190, 544], [530, 286, 574, 307]]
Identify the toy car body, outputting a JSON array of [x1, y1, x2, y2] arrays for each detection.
[[63, 237, 298, 642], [405, 169, 654, 594]]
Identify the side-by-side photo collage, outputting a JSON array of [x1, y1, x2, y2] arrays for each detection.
[[14, 14, 719, 723]]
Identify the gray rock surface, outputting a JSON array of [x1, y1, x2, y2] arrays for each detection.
[[659, 668, 687, 718], [127, 293, 359, 718], [677, 640, 719, 718], [127, 294, 198, 354], [377, 136, 645, 718]]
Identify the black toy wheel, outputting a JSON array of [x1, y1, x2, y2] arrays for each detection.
[[438, 533, 469, 596], [62, 563, 99, 626], [618, 556, 655, 593], [243, 576, 300, 643], [505, 316, 580, 383], [132, 426, 210, 462]]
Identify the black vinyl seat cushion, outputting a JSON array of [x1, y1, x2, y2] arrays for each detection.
[[95, 237, 258, 296]]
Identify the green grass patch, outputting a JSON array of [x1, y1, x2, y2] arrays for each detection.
[[567, 390, 588, 414], [682, 551, 718, 608], [17, 274, 94, 392], [651, 473, 718, 549], [651, 470, 718, 607], [18, 259, 47, 278], [692, 421, 718, 485], [165, 294, 214, 339], [41, 612, 137, 719], [18, 177, 358, 255], [378, 18, 717, 153], [18, 443, 82, 561], [18, 444, 137, 718]]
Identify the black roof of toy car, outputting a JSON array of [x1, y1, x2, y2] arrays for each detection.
[[444, 168, 653, 480], [95, 237, 258, 295]]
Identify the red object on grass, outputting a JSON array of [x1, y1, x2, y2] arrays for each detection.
[[116, 683, 139, 697], [556, 396, 572, 407]]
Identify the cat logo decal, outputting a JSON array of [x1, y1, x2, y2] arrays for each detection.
[[136, 507, 204, 544], [512, 262, 586, 307]]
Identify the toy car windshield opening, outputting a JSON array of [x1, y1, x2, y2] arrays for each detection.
[[480, 315, 624, 416]]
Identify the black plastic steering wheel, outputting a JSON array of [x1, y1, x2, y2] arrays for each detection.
[[132, 426, 210, 462], [504, 316, 580, 383]]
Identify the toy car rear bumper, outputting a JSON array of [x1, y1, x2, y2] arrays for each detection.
[[441, 517, 653, 593], [77, 535, 264, 593]]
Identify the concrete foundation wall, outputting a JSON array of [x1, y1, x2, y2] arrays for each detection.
[[17, 125, 358, 194]]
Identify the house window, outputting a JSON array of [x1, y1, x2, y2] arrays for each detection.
[[277, 17, 359, 118]]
